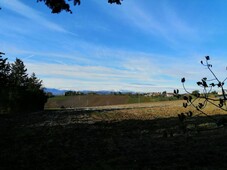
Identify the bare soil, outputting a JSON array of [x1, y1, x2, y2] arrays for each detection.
[[45, 95, 129, 108]]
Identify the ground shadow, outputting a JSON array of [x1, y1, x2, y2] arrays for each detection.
[[1, 111, 227, 170]]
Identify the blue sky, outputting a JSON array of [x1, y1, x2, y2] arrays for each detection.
[[0, 0, 227, 92]]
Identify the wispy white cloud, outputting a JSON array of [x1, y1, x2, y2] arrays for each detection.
[[3, 36, 225, 93], [97, 1, 200, 49], [1, 0, 73, 34], [1, 0, 226, 93], [22, 53, 200, 92], [0, 44, 91, 65]]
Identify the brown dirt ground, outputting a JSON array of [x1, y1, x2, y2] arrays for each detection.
[[1, 100, 227, 169], [45, 95, 129, 108]]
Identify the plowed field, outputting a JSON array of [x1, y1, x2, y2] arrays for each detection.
[[1, 100, 227, 169]]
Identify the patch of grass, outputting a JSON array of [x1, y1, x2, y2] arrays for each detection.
[[198, 122, 218, 129], [128, 95, 180, 104]]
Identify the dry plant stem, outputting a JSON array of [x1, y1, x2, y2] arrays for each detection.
[[188, 100, 218, 122], [205, 59, 227, 102], [179, 56, 227, 126]]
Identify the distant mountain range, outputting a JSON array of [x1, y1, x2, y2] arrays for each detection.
[[43, 88, 137, 96], [43, 88, 67, 95]]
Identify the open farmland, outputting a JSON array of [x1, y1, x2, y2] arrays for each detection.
[[45, 97, 227, 122], [45, 95, 129, 108], [45, 94, 179, 109], [1, 100, 227, 169]]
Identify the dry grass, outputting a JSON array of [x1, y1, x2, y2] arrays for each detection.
[[88, 100, 227, 122]]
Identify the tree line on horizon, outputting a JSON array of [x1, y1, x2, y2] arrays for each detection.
[[0, 52, 47, 114]]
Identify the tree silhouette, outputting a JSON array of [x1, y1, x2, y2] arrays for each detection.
[[0, 52, 47, 114], [0, 1, 122, 14], [0, 52, 10, 86], [28, 72, 43, 90], [10, 58, 28, 87], [37, 0, 122, 14], [0, 52, 11, 112]]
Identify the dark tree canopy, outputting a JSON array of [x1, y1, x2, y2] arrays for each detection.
[[10, 58, 28, 87], [37, 0, 122, 14], [0, 52, 47, 114]]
